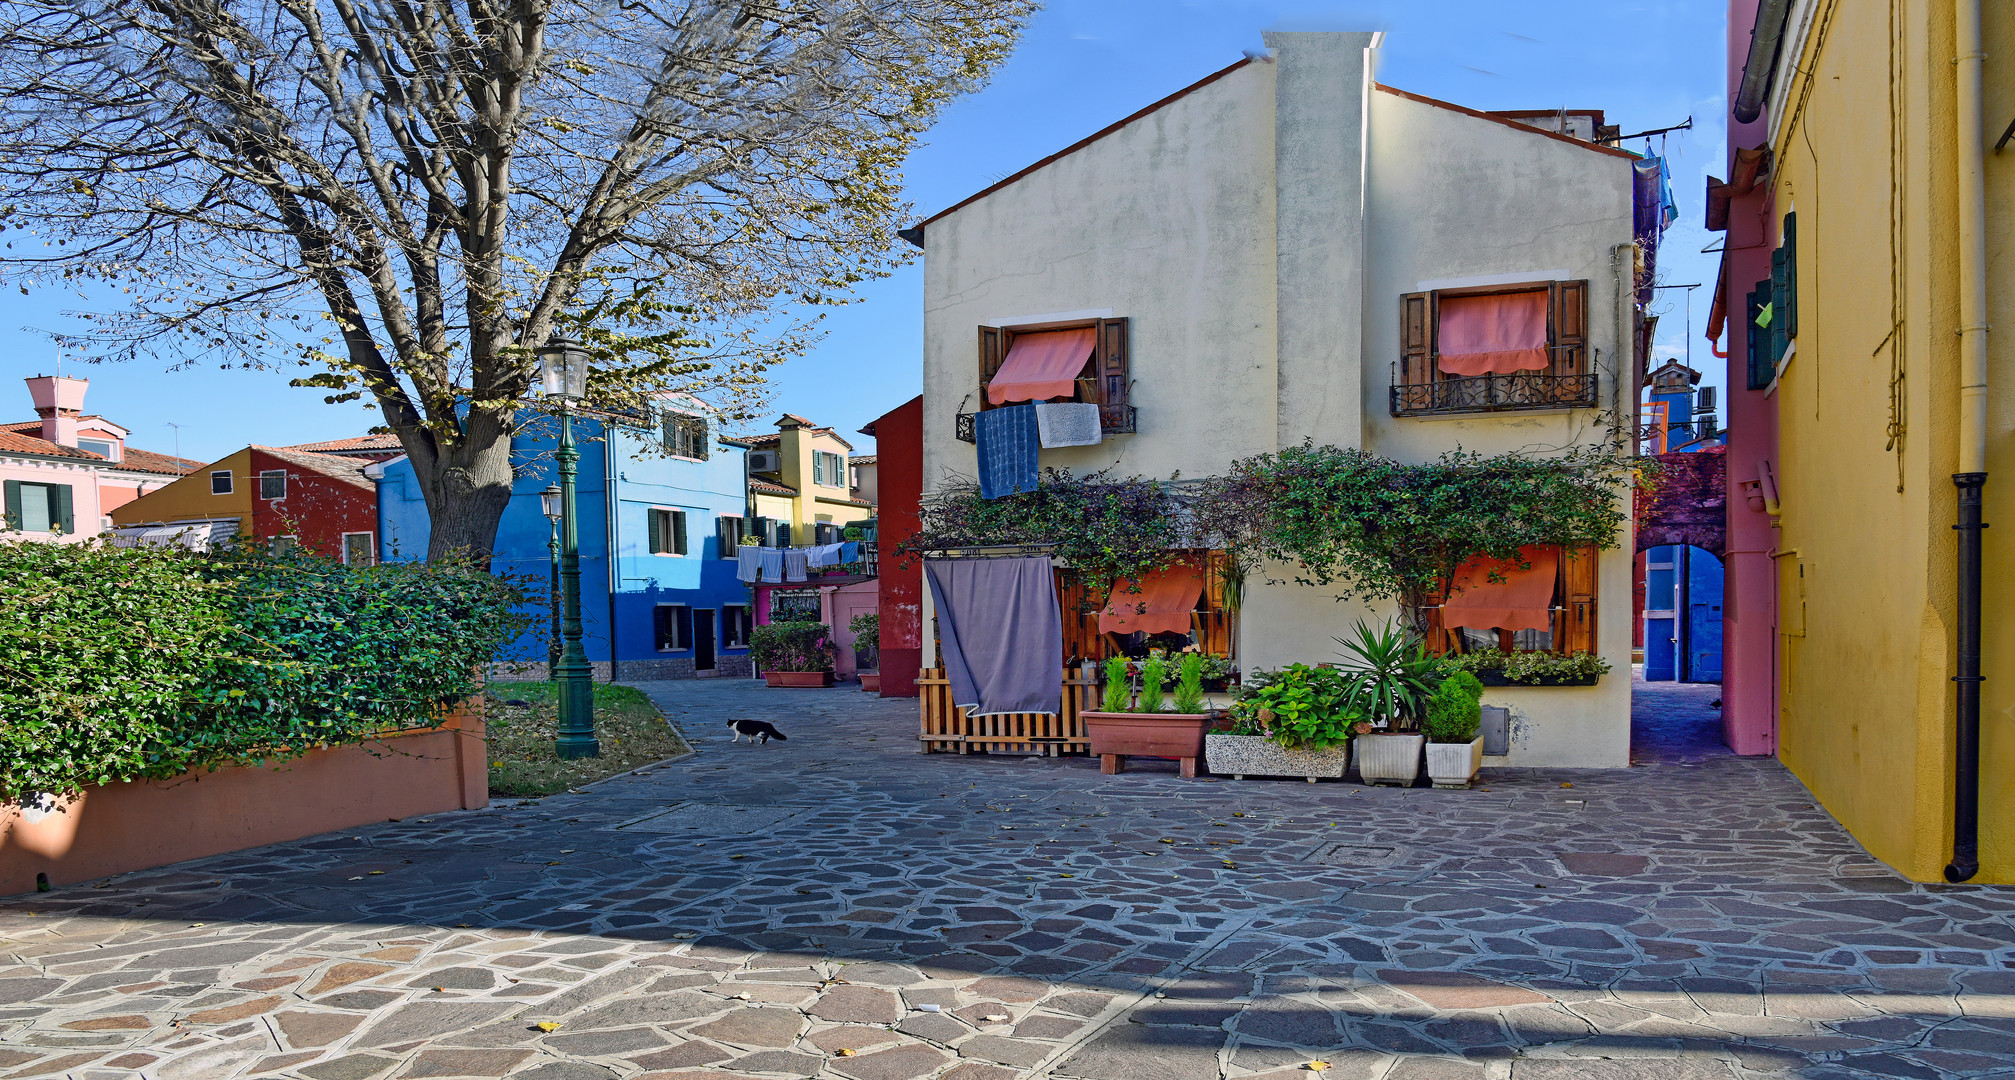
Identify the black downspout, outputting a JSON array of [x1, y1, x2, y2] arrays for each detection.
[[1946, 472, 1988, 883]]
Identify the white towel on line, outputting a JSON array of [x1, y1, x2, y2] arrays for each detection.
[[736, 546, 762, 583], [1034, 402, 1103, 448]]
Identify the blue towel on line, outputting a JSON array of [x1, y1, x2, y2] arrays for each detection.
[[976, 405, 1040, 500], [840, 541, 859, 564]]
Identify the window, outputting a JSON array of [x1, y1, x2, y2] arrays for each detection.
[[850, 464, 862, 490], [342, 531, 375, 567], [812, 451, 845, 488], [1749, 212, 1798, 390], [3, 481, 72, 534], [269, 535, 299, 556], [77, 437, 119, 462], [647, 508, 687, 555], [771, 588, 820, 621], [776, 522, 792, 547], [211, 470, 233, 495], [663, 413, 710, 460], [1423, 544, 1597, 656], [259, 470, 287, 499], [1392, 281, 1593, 416], [971, 318, 1132, 439], [654, 604, 692, 651], [722, 605, 751, 649], [717, 515, 743, 558], [814, 522, 840, 545]]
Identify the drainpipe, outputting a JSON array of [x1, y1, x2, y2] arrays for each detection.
[[1945, 0, 1990, 883], [1733, 0, 1794, 124], [605, 418, 622, 685]]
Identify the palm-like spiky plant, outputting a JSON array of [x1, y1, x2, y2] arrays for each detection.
[[1334, 619, 1443, 731]]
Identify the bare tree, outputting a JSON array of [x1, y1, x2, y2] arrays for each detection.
[[0, 0, 1033, 558]]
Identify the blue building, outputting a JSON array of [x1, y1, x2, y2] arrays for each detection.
[[370, 398, 753, 680], [1642, 362, 1728, 684]]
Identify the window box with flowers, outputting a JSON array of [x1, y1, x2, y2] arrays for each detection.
[[750, 620, 837, 688]]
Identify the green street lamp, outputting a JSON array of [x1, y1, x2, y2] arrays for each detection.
[[540, 484, 563, 677], [538, 336, 598, 760]]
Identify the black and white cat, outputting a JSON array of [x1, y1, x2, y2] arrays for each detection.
[[726, 718, 788, 744]]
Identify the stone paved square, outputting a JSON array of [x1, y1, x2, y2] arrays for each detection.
[[0, 674, 2010, 1079]]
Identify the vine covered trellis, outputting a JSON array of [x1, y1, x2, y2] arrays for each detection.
[[900, 444, 1651, 618]]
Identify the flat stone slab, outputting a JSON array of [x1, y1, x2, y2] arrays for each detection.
[[618, 804, 801, 833]]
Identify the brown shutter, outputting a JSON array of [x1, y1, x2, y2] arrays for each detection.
[[1550, 280, 1589, 376], [1558, 543, 1599, 655], [978, 325, 1003, 410], [1400, 291, 1435, 387], [1097, 317, 1129, 405]]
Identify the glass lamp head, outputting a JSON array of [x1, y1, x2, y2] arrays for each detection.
[[540, 484, 563, 522], [537, 336, 590, 401]]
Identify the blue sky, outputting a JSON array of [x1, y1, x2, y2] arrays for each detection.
[[0, 0, 1725, 465]]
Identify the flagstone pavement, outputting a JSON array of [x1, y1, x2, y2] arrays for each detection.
[[3, 674, 2013, 1080]]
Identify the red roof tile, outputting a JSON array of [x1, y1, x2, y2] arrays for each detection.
[[283, 433, 403, 454]]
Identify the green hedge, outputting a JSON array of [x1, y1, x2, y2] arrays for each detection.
[[0, 540, 526, 800]]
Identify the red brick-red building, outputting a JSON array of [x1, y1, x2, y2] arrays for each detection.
[[860, 396, 923, 697]]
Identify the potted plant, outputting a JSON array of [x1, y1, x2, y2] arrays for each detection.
[[1206, 663, 1356, 782], [1083, 654, 1217, 779], [1335, 620, 1444, 786], [848, 612, 880, 692], [1422, 671, 1487, 788], [750, 620, 837, 687], [1439, 648, 1612, 687]]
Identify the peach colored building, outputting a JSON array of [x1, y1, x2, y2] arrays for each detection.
[[1, 375, 197, 542]]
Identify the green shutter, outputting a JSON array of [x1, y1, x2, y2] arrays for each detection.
[[647, 509, 662, 554], [52, 485, 72, 534], [1769, 248, 1789, 367], [673, 511, 687, 555], [1746, 285, 1771, 389], [1782, 212, 1798, 340], [3, 480, 18, 531]]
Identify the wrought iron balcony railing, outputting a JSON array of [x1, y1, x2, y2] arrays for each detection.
[[1389, 370, 1600, 417], [955, 404, 1136, 444]]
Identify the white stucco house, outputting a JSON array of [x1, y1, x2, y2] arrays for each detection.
[[908, 32, 1649, 768]]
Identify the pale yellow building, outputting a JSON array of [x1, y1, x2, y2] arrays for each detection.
[[1721, 0, 2012, 880], [729, 414, 873, 546]]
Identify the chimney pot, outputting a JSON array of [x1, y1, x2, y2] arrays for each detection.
[[24, 375, 87, 447]]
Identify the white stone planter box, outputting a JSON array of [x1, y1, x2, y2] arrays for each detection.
[[1356, 733, 1423, 787], [1205, 734, 1348, 782], [1425, 738, 1484, 789]]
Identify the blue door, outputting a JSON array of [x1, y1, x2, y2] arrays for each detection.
[[1685, 548, 1725, 682], [1644, 546, 1679, 682]]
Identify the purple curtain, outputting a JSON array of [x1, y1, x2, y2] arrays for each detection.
[[925, 556, 1061, 716]]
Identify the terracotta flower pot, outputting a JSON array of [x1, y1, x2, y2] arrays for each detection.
[[1082, 711, 1214, 779], [764, 671, 834, 688], [858, 673, 881, 693]]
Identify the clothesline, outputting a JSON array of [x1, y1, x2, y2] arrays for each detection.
[[735, 541, 861, 584]]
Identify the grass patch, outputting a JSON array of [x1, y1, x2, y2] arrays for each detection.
[[484, 681, 691, 797]]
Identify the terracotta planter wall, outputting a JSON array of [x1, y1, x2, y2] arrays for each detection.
[[764, 671, 835, 688], [0, 698, 487, 897], [1083, 711, 1215, 779]]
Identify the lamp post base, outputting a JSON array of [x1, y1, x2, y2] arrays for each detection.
[[554, 734, 601, 760]]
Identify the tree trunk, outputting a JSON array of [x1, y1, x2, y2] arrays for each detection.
[[411, 409, 519, 564]]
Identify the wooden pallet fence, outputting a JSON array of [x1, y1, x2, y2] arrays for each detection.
[[916, 667, 1094, 755]]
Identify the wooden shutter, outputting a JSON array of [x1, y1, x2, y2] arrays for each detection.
[[672, 511, 688, 555], [1769, 248, 1789, 366], [718, 516, 739, 558], [647, 509, 663, 554], [1746, 285, 1771, 389], [1096, 317, 1130, 423], [1558, 543, 1599, 655], [694, 418, 710, 460], [1781, 212, 1798, 339], [777, 522, 791, 547], [677, 606, 694, 650], [1550, 280, 1589, 376], [1400, 291, 1433, 387], [978, 325, 1003, 409], [3, 480, 18, 531], [53, 485, 72, 534]]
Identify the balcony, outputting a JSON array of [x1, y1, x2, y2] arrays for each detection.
[[1389, 371, 1600, 417], [955, 404, 1136, 444]]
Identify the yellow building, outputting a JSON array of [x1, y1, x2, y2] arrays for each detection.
[[1722, 0, 2011, 880], [728, 415, 873, 546]]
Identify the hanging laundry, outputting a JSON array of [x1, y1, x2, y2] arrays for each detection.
[[840, 541, 860, 564], [1034, 401, 1103, 448], [759, 547, 784, 583], [784, 549, 809, 582], [975, 404, 1039, 500], [736, 545, 762, 583], [925, 555, 1063, 716]]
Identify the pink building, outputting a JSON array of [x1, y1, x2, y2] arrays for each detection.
[[1, 375, 199, 541]]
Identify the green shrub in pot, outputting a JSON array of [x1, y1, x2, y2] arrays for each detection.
[[1171, 653, 1208, 715], [1422, 671, 1485, 743], [1137, 653, 1168, 714], [1227, 663, 1356, 750], [1101, 656, 1132, 713], [1333, 619, 1443, 730], [748, 621, 835, 672]]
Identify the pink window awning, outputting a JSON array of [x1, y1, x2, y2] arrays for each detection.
[[986, 328, 1097, 405], [1442, 545, 1559, 632], [1437, 291, 1549, 376], [1098, 561, 1205, 637]]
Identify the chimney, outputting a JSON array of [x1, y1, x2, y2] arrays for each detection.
[[25, 375, 87, 448]]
